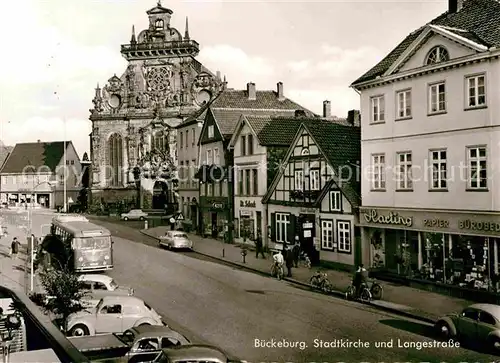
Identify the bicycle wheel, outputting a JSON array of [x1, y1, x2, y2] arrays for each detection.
[[345, 285, 355, 300], [360, 288, 372, 301], [370, 283, 383, 300], [309, 276, 318, 287], [322, 281, 333, 293]]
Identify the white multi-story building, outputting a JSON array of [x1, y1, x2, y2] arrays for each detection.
[[352, 0, 500, 289]]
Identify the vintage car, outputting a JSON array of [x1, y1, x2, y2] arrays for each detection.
[[80, 274, 134, 306], [67, 296, 164, 337], [435, 303, 500, 350], [69, 325, 190, 363], [152, 344, 236, 363], [121, 209, 148, 221], [158, 231, 193, 250]]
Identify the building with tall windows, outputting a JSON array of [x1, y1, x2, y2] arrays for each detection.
[[352, 0, 500, 291], [88, 2, 223, 210], [195, 82, 314, 239]]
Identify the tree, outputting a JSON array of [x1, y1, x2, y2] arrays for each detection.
[[38, 268, 88, 334]]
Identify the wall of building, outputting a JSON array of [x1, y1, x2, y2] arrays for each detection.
[[361, 56, 500, 211], [177, 123, 202, 191], [360, 61, 500, 141]]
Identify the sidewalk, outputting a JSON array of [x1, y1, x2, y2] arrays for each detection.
[[142, 226, 474, 323], [0, 213, 43, 295]]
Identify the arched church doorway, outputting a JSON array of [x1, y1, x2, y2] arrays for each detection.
[[152, 180, 168, 210]]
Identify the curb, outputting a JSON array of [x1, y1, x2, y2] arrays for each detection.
[[140, 230, 437, 325]]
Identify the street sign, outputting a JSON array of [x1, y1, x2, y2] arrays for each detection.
[[176, 213, 184, 221]]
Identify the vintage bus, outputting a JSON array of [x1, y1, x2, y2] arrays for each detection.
[[49, 215, 113, 272]]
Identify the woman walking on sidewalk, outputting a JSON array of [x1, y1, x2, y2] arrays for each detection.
[[10, 237, 20, 260]]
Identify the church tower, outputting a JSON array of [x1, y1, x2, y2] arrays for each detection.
[[89, 1, 223, 211]]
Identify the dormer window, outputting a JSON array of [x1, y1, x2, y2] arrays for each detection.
[[155, 19, 164, 30], [425, 46, 449, 65]]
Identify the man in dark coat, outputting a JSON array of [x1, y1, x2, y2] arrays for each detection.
[[255, 232, 265, 258], [285, 247, 294, 277]]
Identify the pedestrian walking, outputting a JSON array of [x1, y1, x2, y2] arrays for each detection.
[[285, 247, 294, 277], [255, 232, 265, 259], [292, 242, 300, 268], [10, 237, 20, 260]]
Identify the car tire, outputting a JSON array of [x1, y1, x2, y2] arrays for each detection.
[[139, 217, 145, 221], [70, 324, 90, 337], [123, 217, 129, 221], [489, 336, 500, 352], [434, 321, 452, 340]]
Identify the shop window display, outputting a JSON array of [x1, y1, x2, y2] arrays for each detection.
[[384, 229, 418, 276], [417, 233, 499, 292]]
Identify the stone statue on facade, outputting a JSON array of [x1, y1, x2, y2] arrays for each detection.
[[126, 64, 137, 92]]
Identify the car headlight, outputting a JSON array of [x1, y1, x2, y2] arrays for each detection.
[[78, 257, 83, 262], [104, 255, 109, 260]]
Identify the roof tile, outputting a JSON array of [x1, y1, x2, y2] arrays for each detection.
[[0, 141, 72, 174], [352, 0, 500, 85]]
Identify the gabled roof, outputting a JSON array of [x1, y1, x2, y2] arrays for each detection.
[[211, 89, 314, 113], [352, 0, 500, 86], [208, 88, 315, 139], [262, 121, 361, 207], [0, 141, 75, 174]]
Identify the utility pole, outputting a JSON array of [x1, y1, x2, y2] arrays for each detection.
[[63, 124, 67, 213]]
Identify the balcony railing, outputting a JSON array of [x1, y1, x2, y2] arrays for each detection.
[[0, 285, 89, 362], [121, 40, 200, 52]]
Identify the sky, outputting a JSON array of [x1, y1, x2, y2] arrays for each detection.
[[0, 0, 447, 158]]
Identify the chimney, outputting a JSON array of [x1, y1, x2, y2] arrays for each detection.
[[323, 100, 331, 118], [216, 70, 221, 81], [448, 0, 464, 13], [277, 82, 284, 100], [247, 82, 256, 100], [347, 110, 361, 127], [37, 140, 40, 143]]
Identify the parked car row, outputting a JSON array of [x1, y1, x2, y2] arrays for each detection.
[[67, 274, 234, 362]]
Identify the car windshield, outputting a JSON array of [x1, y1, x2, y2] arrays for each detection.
[[109, 279, 118, 290], [74, 236, 111, 249], [174, 233, 187, 238]]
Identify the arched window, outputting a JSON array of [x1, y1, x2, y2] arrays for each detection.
[[425, 46, 449, 65], [152, 131, 167, 151], [108, 133, 123, 186], [155, 19, 164, 30], [301, 148, 310, 156]]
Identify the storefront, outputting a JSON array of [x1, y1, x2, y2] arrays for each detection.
[[359, 207, 500, 291], [199, 196, 229, 239], [234, 198, 263, 245]]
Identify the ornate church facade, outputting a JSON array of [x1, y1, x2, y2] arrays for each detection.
[[89, 1, 223, 210]]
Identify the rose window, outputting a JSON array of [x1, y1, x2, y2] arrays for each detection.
[[146, 67, 171, 92]]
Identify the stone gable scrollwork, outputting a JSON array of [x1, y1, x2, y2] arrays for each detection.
[[190, 72, 220, 106], [102, 75, 125, 112]]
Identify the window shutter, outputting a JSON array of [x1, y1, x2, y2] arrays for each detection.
[[287, 214, 296, 243], [270, 213, 276, 242]]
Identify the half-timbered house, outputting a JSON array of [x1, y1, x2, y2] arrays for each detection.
[[262, 120, 361, 268]]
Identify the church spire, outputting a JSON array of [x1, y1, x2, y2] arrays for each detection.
[[184, 16, 190, 40], [131, 25, 137, 44]]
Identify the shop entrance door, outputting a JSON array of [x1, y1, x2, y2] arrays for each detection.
[[211, 212, 218, 238], [299, 214, 316, 261]]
